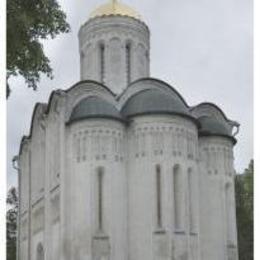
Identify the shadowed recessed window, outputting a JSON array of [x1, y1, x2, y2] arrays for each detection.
[[126, 42, 131, 85], [97, 166, 104, 232], [156, 164, 162, 229], [99, 43, 105, 84]]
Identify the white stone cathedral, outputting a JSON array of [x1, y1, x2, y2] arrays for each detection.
[[17, 1, 240, 260]]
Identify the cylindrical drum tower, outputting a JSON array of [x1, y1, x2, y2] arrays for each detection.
[[78, 1, 150, 94]]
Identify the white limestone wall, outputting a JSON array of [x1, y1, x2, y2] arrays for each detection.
[[198, 136, 238, 260], [43, 111, 62, 260], [30, 123, 45, 205], [18, 143, 29, 260], [18, 104, 63, 260], [17, 90, 239, 260], [19, 147, 30, 215], [19, 215, 28, 260], [127, 115, 200, 260], [47, 116, 61, 190], [65, 119, 127, 260], [79, 16, 150, 94], [18, 142, 33, 260], [49, 191, 61, 260], [31, 201, 44, 260]]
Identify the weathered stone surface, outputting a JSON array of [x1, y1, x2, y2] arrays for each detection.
[[17, 2, 238, 260]]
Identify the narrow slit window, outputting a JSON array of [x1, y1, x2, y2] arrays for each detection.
[[100, 44, 105, 84], [156, 164, 162, 229], [97, 167, 104, 231], [126, 43, 131, 85]]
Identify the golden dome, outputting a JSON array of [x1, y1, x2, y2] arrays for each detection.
[[89, 0, 142, 21]]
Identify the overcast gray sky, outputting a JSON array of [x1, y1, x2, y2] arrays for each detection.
[[7, 0, 253, 188]]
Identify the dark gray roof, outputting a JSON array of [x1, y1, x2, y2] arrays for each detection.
[[121, 89, 192, 118], [69, 96, 123, 123], [198, 116, 231, 136]]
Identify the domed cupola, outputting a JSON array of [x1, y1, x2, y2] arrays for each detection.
[[198, 116, 236, 143], [89, 0, 142, 21], [68, 96, 123, 123], [121, 88, 193, 119]]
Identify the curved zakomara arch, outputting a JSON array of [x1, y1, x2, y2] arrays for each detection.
[[118, 77, 190, 109], [18, 102, 47, 156], [63, 81, 118, 123], [190, 102, 230, 122], [19, 80, 117, 156], [44, 80, 116, 115], [190, 102, 240, 136]]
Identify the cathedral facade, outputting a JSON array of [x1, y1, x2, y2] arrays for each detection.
[[17, 1, 240, 260]]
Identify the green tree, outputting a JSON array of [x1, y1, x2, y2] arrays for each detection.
[[6, 187, 18, 260], [7, 0, 70, 98], [235, 160, 254, 260]]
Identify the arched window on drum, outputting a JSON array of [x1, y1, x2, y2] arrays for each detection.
[[126, 41, 132, 85], [99, 42, 105, 84]]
